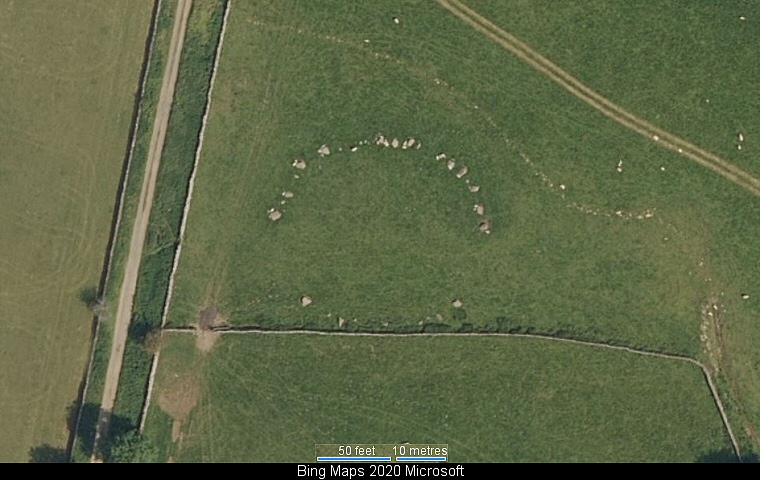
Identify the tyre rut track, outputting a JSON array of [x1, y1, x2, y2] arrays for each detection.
[[437, 0, 760, 198]]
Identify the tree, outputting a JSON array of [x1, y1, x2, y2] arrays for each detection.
[[108, 432, 158, 463], [78, 286, 108, 321], [143, 327, 163, 355]]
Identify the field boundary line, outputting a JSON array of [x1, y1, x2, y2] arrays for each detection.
[[68, 0, 163, 462], [437, 0, 760, 198], [163, 326, 741, 459], [139, 0, 232, 433], [90, 0, 193, 461]]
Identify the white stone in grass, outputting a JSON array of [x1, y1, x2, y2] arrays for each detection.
[[447, 159, 456, 170], [282, 191, 294, 199], [318, 144, 331, 156], [292, 158, 307, 170], [300, 295, 313, 307], [436, 152, 446, 161], [452, 299, 463, 308], [473, 203, 485, 216], [456, 166, 469, 179], [267, 209, 282, 221], [391, 138, 400, 148], [468, 185, 480, 193]]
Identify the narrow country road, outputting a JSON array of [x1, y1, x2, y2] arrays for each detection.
[[437, 0, 760, 198], [91, 0, 193, 462]]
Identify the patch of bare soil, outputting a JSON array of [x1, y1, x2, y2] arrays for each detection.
[[158, 374, 200, 443], [171, 420, 182, 443], [196, 329, 220, 353], [199, 306, 218, 329], [196, 306, 223, 352]]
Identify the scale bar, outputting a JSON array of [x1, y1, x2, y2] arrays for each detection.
[[317, 457, 392, 462], [396, 457, 447, 462]]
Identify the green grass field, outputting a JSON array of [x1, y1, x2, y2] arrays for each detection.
[[148, 0, 760, 458], [144, 334, 732, 462], [462, 0, 760, 453], [165, 0, 740, 354], [0, 0, 152, 461], [470, 0, 760, 176]]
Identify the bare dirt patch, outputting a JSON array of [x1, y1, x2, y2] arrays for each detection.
[[196, 329, 221, 353], [199, 306, 218, 329], [196, 306, 223, 352], [158, 374, 201, 443], [171, 419, 183, 442]]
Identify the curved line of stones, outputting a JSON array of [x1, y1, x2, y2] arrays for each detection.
[[266, 133, 491, 314], [267, 134, 492, 235], [249, 17, 659, 224]]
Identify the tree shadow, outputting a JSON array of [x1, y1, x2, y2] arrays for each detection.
[[129, 314, 157, 346], [73, 402, 136, 458], [697, 449, 759, 463], [29, 401, 136, 463], [78, 286, 101, 310], [28, 444, 67, 463], [745, 452, 760, 463]]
